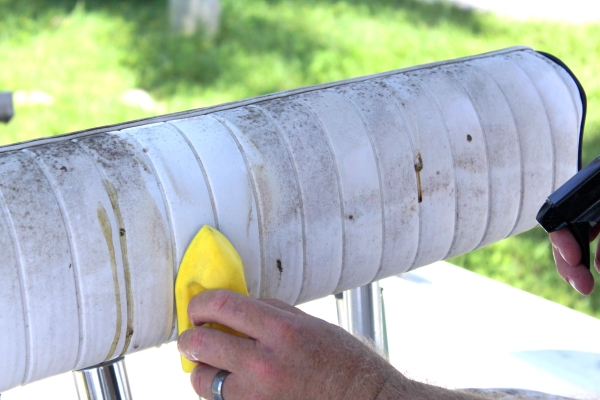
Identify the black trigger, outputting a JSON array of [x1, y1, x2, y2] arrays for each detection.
[[568, 222, 591, 270]]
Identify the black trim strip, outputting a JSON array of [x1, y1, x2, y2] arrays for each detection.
[[537, 51, 587, 171]]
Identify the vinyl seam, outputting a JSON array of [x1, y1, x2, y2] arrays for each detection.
[[505, 57, 557, 192], [209, 113, 266, 297], [534, 52, 581, 137], [20, 148, 84, 368], [293, 96, 347, 293], [73, 137, 128, 359], [169, 121, 220, 231], [366, 78, 420, 274], [333, 87, 386, 283], [249, 104, 306, 305], [444, 71, 493, 251], [535, 53, 583, 175], [467, 63, 524, 239], [410, 76, 458, 262], [70, 137, 122, 360], [126, 130, 178, 344], [0, 171, 31, 385]]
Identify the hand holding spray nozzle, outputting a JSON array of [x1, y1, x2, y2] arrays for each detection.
[[537, 156, 600, 270]]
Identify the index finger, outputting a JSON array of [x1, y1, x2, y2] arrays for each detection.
[[187, 290, 287, 339], [549, 229, 582, 267]]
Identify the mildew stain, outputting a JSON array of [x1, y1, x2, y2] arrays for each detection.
[[246, 197, 253, 236], [414, 152, 423, 203], [97, 201, 123, 361], [102, 179, 135, 356]]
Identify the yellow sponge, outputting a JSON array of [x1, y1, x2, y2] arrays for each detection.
[[175, 225, 249, 372]]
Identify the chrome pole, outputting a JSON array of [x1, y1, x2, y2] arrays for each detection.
[[73, 357, 132, 400], [0, 91, 13, 123], [340, 281, 389, 360]]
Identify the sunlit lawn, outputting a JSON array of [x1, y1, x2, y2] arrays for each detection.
[[1, 0, 600, 316]]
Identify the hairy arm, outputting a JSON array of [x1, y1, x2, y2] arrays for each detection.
[[178, 290, 500, 400]]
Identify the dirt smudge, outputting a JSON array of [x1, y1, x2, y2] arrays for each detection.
[[102, 179, 135, 356], [97, 201, 123, 361]]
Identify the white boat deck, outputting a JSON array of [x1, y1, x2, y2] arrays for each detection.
[[4, 261, 600, 399]]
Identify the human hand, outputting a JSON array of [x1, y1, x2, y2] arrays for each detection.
[[177, 290, 401, 400], [549, 226, 600, 295]]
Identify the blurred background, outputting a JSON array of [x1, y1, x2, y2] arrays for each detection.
[[1, 0, 599, 317]]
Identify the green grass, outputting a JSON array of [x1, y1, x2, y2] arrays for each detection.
[[1, 0, 600, 317]]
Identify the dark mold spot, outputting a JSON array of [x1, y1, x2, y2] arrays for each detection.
[[414, 153, 423, 172], [60, 166, 67, 172], [348, 215, 354, 220], [120, 228, 126, 237], [415, 152, 423, 203], [467, 135, 473, 142], [276, 259, 283, 274]]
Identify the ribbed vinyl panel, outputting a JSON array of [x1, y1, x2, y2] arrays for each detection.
[[0, 47, 583, 391]]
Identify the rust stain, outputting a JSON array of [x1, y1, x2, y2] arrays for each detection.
[[102, 179, 135, 356], [97, 201, 123, 362], [414, 152, 423, 203]]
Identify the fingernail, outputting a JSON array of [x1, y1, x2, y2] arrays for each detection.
[[558, 248, 575, 267], [567, 278, 583, 294], [178, 335, 202, 362], [177, 333, 190, 356], [178, 343, 194, 361]]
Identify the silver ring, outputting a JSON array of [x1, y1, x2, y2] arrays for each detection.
[[211, 370, 230, 400]]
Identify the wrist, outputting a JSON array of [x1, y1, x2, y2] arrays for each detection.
[[371, 371, 392, 400], [375, 374, 489, 400]]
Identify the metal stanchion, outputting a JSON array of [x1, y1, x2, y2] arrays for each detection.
[[73, 357, 132, 400], [0, 91, 13, 123], [338, 281, 389, 360]]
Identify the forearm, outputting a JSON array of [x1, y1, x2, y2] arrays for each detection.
[[374, 372, 491, 400], [181, 291, 566, 400], [376, 375, 573, 400]]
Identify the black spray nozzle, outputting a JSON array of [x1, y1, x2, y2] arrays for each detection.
[[537, 155, 600, 269]]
